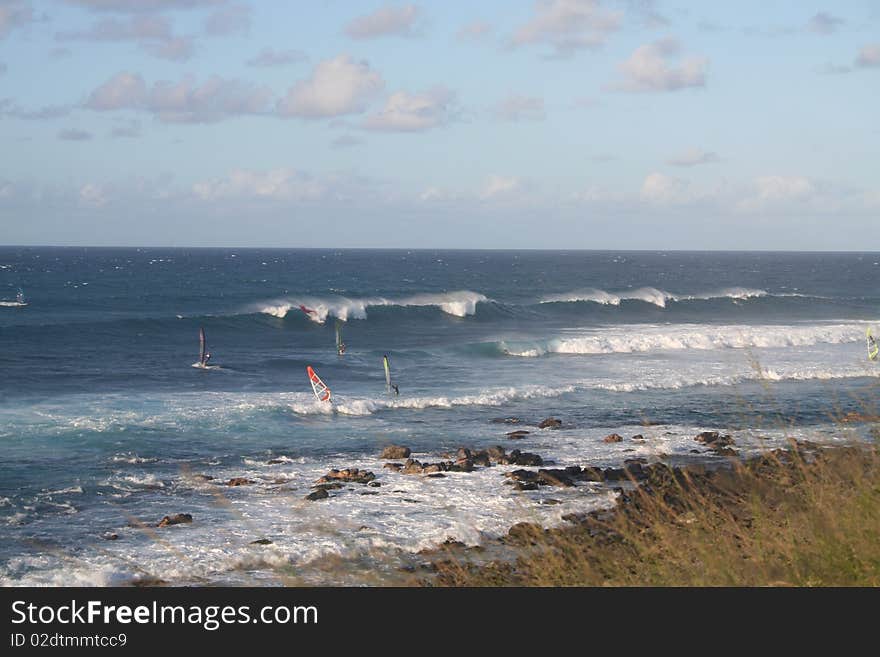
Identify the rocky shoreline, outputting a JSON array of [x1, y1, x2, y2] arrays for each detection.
[[134, 414, 788, 585]]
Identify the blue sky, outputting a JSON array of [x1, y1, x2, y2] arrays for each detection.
[[0, 0, 878, 248]]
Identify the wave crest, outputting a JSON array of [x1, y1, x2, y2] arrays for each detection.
[[539, 287, 768, 308], [256, 290, 488, 323]]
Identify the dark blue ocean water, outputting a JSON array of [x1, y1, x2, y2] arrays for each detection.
[[1, 248, 878, 585]]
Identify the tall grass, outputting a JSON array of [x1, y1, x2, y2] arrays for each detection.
[[431, 441, 880, 586]]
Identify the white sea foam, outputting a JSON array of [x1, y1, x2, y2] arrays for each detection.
[[256, 290, 488, 322], [503, 323, 865, 357], [539, 287, 769, 308], [288, 385, 577, 416]]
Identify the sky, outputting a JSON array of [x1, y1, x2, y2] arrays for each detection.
[[0, 0, 878, 249]]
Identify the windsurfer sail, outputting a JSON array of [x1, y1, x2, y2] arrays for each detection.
[[383, 354, 398, 395], [307, 366, 331, 402], [16, 288, 25, 305], [335, 320, 346, 355], [196, 327, 212, 368], [868, 328, 878, 361], [299, 304, 316, 316]]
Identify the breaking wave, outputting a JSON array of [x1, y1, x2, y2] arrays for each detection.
[[539, 287, 770, 308], [501, 323, 865, 357], [256, 290, 488, 323]]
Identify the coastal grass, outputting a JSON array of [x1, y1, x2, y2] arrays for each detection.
[[429, 439, 880, 587]]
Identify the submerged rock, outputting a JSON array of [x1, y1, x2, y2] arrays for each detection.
[[227, 477, 255, 486], [157, 513, 192, 528], [506, 430, 531, 439], [250, 538, 273, 545], [305, 489, 329, 501], [538, 418, 562, 429], [602, 433, 624, 443]]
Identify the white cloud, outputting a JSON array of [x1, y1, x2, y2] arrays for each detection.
[[345, 4, 421, 40], [63, 1, 222, 11], [0, 1, 33, 40], [363, 86, 456, 132], [55, 14, 195, 61], [277, 55, 384, 119], [856, 44, 880, 68], [193, 168, 327, 202], [740, 175, 815, 210], [86, 71, 273, 123], [204, 3, 250, 36], [611, 38, 707, 92], [79, 183, 107, 207], [668, 149, 719, 167], [807, 11, 843, 35], [481, 175, 521, 199], [246, 48, 306, 67], [492, 94, 546, 121], [640, 172, 691, 204], [510, 0, 622, 56], [457, 21, 492, 42], [87, 71, 148, 109]]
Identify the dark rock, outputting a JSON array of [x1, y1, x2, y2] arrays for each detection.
[[313, 482, 344, 491], [383, 462, 403, 471], [505, 469, 540, 483], [305, 489, 329, 501], [380, 445, 411, 460], [266, 458, 286, 465], [538, 418, 562, 429], [537, 469, 575, 487], [368, 481, 381, 487], [541, 498, 562, 505], [505, 449, 543, 466], [402, 458, 423, 474], [427, 473, 446, 479], [581, 467, 604, 482], [514, 482, 539, 491], [630, 434, 646, 441], [602, 433, 624, 443], [191, 474, 214, 482], [487, 446, 507, 461], [451, 458, 474, 472], [227, 477, 255, 486], [564, 465, 582, 475], [157, 513, 192, 528], [506, 430, 531, 439], [360, 490, 380, 495], [694, 431, 735, 447], [473, 451, 492, 467], [455, 447, 472, 460], [250, 538, 273, 545], [602, 467, 626, 481], [316, 468, 376, 484], [422, 464, 443, 474]]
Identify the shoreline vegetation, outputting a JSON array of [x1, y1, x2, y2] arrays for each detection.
[[416, 434, 880, 587]]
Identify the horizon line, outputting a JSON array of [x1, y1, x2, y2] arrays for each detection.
[[1, 244, 879, 254]]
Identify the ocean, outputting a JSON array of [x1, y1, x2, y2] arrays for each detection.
[[1, 247, 877, 585]]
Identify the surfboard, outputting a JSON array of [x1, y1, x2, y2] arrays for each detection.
[[868, 328, 878, 361], [307, 365, 331, 402]]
